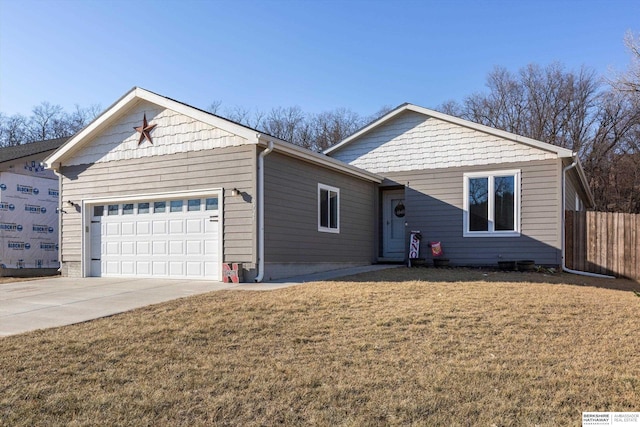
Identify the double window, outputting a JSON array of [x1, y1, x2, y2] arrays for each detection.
[[318, 183, 339, 233], [463, 170, 520, 237]]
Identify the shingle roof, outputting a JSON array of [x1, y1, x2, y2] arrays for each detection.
[[0, 137, 68, 164]]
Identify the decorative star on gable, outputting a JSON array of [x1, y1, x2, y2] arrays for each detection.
[[134, 113, 157, 145]]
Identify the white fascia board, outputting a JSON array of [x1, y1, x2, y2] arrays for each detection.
[[136, 88, 260, 142], [45, 87, 140, 169], [323, 104, 410, 154], [44, 87, 261, 169], [260, 136, 383, 183], [325, 103, 575, 159]]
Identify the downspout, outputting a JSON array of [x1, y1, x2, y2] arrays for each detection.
[[254, 139, 274, 282], [561, 156, 614, 279], [53, 167, 63, 273]]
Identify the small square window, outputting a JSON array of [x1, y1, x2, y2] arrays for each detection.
[[93, 206, 104, 217], [122, 203, 134, 215], [170, 200, 183, 213], [154, 201, 166, 213], [138, 203, 150, 214], [205, 197, 218, 211], [108, 204, 119, 215], [188, 199, 201, 211]]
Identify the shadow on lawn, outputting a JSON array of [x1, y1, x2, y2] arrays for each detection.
[[333, 266, 640, 293]]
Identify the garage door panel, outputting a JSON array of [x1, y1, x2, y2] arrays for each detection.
[[105, 261, 119, 274], [169, 220, 183, 234], [137, 241, 150, 255], [169, 262, 183, 276], [152, 241, 167, 255], [186, 262, 202, 276], [152, 221, 167, 234], [121, 261, 135, 274], [186, 219, 202, 233], [90, 196, 220, 280], [106, 242, 119, 255], [152, 261, 167, 275], [122, 241, 135, 255], [187, 240, 202, 255], [137, 261, 151, 275], [137, 221, 151, 235], [121, 222, 135, 235], [169, 240, 184, 255], [106, 223, 120, 236]]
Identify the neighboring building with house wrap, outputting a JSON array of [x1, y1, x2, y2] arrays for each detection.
[[0, 138, 67, 276]]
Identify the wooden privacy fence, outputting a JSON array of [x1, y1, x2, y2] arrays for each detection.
[[565, 211, 640, 280]]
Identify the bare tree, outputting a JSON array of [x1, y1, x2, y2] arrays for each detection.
[[0, 114, 28, 147], [444, 63, 600, 153], [66, 104, 101, 134], [262, 106, 306, 145], [207, 100, 223, 115], [311, 108, 363, 152], [28, 102, 65, 141], [611, 31, 640, 94], [438, 58, 640, 212]]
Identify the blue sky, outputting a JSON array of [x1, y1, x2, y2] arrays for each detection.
[[1, 0, 638, 118]]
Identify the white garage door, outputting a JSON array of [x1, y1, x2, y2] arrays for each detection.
[[89, 196, 220, 279]]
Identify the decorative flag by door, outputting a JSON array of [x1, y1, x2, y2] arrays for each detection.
[[409, 231, 421, 259], [430, 241, 443, 257]]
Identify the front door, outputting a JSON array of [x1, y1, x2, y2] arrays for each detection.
[[382, 190, 406, 259]]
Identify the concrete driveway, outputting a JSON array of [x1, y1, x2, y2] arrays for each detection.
[[0, 265, 399, 337], [0, 277, 239, 337]]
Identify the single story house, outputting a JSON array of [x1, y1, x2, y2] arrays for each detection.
[[44, 88, 593, 282], [324, 103, 594, 267], [0, 138, 67, 276]]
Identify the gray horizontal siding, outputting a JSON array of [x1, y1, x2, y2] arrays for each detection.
[[60, 145, 257, 265], [384, 159, 563, 266], [264, 152, 376, 265]]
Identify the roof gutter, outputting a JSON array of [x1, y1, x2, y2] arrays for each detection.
[[561, 156, 614, 278], [254, 138, 274, 282]]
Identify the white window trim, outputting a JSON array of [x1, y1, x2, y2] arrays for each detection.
[[318, 183, 340, 234], [81, 188, 223, 278], [463, 169, 521, 238]]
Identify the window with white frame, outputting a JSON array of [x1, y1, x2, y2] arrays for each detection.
[[463, 170, 521, 237], [318, 183, 340, 233]]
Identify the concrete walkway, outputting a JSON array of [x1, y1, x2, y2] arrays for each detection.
[[0, 264, 399, 337]]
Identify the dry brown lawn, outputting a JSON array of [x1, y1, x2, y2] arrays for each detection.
[[1, 268, 639, 426]]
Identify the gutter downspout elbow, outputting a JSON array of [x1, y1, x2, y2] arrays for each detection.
[[561, 156, 615, 279], [254, 139, 274, 282]]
